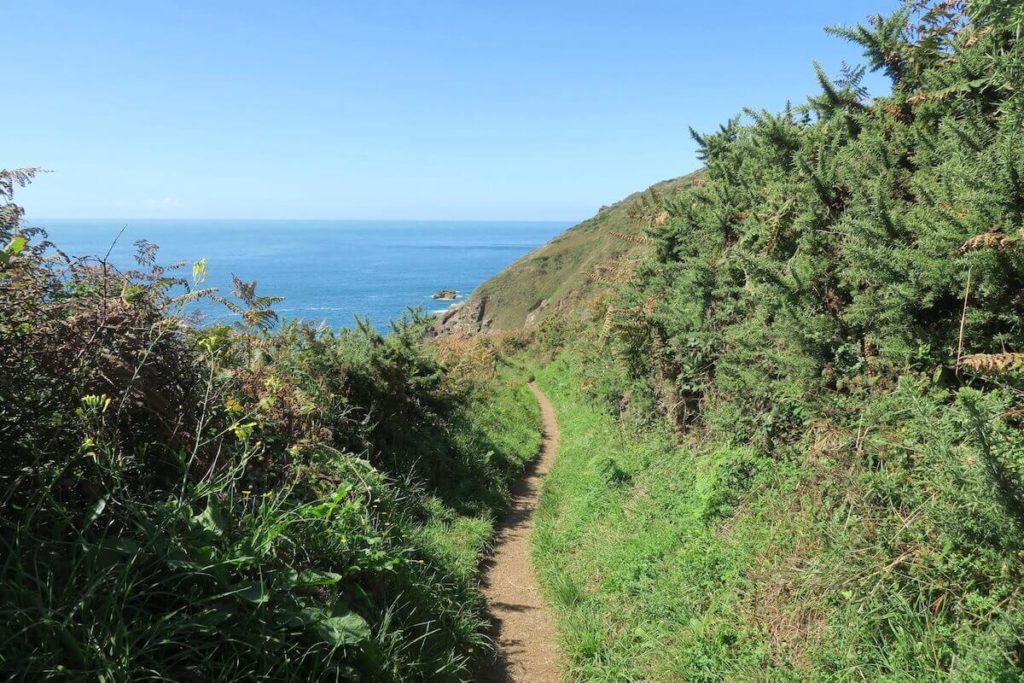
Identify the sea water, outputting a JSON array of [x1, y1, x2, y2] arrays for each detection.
[[32, 219, 570, 331]]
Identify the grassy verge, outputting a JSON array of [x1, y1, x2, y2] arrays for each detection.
[[533, 356, 1024, 682], [413, 365, 541, 587], [535, 357, 713, 681]]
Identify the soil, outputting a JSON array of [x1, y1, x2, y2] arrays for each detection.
[[479, 383, 562, 682]]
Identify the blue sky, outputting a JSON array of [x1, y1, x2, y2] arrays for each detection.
[[5, 0, 898, 220]]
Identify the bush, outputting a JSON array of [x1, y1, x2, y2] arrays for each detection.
[[0, 171, 540, 681]]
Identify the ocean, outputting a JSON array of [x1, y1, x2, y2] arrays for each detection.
[[33, 219, 571, 331]]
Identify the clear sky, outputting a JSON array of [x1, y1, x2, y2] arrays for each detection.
[[4, 0, 897, 221]]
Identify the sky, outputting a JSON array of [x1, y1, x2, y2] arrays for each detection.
[[3, 0, 899, 221]]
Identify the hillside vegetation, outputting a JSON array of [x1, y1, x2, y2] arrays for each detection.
[[438, 173, 699, 335], [522, 1, 1024, 680], [0, 171, 540, 681], [6, 0, 1024, 680]]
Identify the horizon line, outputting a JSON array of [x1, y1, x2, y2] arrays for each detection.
[[27, 216, 582, 224]]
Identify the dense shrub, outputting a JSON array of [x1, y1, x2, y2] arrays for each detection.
[[615, 1, 1024, 437], [0, 171, 540, 681]]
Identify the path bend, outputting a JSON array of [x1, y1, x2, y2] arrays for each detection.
[[479, 382, 561, 682]]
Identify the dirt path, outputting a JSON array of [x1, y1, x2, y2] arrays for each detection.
[[479, 382, 561, 682]]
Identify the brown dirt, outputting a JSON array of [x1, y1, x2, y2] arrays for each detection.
[[479, 382, 562, 682]]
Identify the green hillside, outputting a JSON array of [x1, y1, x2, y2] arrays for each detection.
[[513, 1, 1024, 680], [437, 172, 700, 335]]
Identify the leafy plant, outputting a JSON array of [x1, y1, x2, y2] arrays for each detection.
[[0, 172, 541, 681]]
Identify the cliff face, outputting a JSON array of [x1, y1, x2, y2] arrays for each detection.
[[433, 294, 492, 337], [435, 172, 700, 338]]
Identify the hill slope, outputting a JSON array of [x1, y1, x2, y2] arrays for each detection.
[[519, 3, 1024, 680], [436, 172, 700, 336]]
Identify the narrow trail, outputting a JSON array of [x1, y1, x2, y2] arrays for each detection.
[[480, 382, 561, 682]]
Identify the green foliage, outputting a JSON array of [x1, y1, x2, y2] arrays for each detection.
[[610, 0, 1024, 441], [531, 3, 1024, 680], [535, 359, 1024, 682], [0, 177, 541, 681]]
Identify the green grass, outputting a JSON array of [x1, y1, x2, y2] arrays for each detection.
[[533, 357, 1024, 682], [534, 357, 748, 681], [413, 368, 541, 584]]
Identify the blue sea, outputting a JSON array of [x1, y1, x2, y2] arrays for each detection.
[[34, 219, 570, 331]]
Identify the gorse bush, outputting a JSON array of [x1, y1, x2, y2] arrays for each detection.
[[620, 0, 1024, 437], [0, 170, 540, 681], [532, 1, 1024, 680]]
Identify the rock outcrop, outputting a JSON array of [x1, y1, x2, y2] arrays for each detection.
[[431, 295, 492, 338]]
